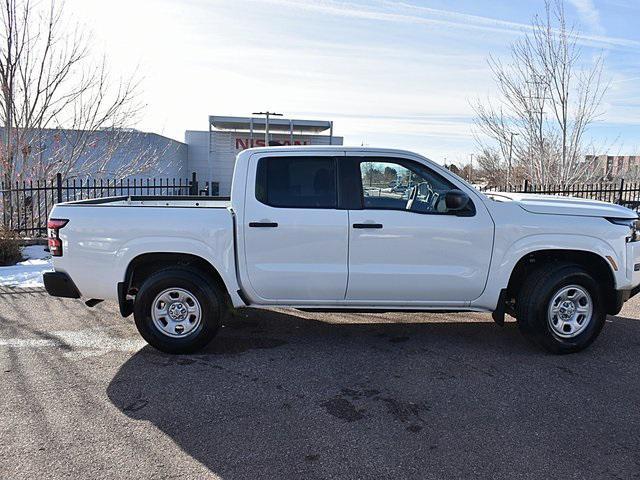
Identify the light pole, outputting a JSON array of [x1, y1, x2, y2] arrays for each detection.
[[469, 153, 474, 183], [252, 111, 283, 145], [507, 132, 519, 188]]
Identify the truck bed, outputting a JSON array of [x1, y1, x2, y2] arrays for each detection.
[[49, 196, 237, 300]]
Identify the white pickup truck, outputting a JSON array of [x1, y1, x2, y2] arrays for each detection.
[[44, 147, 640, 354]]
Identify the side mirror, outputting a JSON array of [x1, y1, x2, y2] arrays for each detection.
[[445, 189, 470, 211]]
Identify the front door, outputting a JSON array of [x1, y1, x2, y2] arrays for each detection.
[[346, 157, 494, 305], [243, 153, 349, 303]]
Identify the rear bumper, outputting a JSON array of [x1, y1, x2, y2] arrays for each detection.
[[43, 272, 81, 299]]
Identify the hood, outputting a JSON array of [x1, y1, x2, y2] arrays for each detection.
[[487, 192, 638, 219]]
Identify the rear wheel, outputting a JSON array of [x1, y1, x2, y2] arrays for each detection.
[[133, 268, 223, 354], [516, 262, 606, 354]]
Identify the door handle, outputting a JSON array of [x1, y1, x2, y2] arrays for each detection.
[[353, 223, 383, 229], [249, 222, 278, 228]]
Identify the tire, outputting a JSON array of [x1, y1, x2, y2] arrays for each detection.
[[133, 268, 224, 354], [516, 262, 606, 354]]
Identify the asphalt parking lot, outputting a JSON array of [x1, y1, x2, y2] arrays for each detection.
[[1, 288, 639, 479]]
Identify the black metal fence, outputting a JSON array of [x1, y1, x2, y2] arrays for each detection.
[[481, 179, 640, 211], [1, 172, 220, 236], [4, 174, 640, 237]]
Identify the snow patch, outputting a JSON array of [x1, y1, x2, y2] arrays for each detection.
[[0, 245, 52, 288]]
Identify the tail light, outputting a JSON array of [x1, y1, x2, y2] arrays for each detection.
[[47, 219, 69, 257]]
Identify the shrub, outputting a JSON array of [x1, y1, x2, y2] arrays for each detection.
[[0, 227, 23, 266]]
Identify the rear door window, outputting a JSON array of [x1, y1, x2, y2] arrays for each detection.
[[256, 157, 338, 208]]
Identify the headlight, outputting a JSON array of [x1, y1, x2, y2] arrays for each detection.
[[607, 217, 640, 242]]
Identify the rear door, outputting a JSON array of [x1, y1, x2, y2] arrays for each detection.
[[346, 156, 494, 305], [242, 152, 349, 303]]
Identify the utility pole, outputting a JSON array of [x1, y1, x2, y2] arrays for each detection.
[[252, 111, 283, 146], [469, 153, 474, 183], [507, 132, 519, 188]]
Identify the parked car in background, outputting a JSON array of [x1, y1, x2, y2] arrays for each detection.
[[44, 147, 640, 354]]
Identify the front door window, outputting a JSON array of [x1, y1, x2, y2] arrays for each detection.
[[359, 160, 460, 214]]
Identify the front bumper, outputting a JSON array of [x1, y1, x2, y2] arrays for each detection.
[[610, 240, 640, 314], [43, 272, 81, 299], [627, 241, 640, 287], [612, 284, 640, 315]]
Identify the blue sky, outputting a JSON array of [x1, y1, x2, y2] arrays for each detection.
[[68, 0, 640, 166]]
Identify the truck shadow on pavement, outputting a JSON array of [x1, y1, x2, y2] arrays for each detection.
[[106, 308, 640, 480]]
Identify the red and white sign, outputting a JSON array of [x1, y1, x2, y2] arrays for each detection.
[[235, 138, 311, 151]]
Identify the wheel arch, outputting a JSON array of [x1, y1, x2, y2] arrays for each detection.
[[506, 249, 618, 314], [119, 252, 234, 317]]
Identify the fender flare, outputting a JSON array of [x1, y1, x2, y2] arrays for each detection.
[[473, 233, 621, 311], [496, 234, 619, 289], [115, 236, 242, 315]]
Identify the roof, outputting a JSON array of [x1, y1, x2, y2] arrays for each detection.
[[241, 145, 403, 151], [237, 145, 430, 159], [0, 126, 186, 146], [209, 115, 332, 134]]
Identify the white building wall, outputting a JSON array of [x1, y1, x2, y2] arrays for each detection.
[[210, 132, 242, 196], [185, 130, 210, 181]]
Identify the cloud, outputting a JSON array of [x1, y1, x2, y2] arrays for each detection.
[[253, 0, 640, 50], [568, 0, 605, 34]]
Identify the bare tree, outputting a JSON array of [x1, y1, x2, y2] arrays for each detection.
[[475, 147, 506, 186], [472, 0, 608, 187], [0, 0, 160, 188]]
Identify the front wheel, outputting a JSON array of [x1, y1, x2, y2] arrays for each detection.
[[133, 268, 224, 354], [516, 262, 606, 354]]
